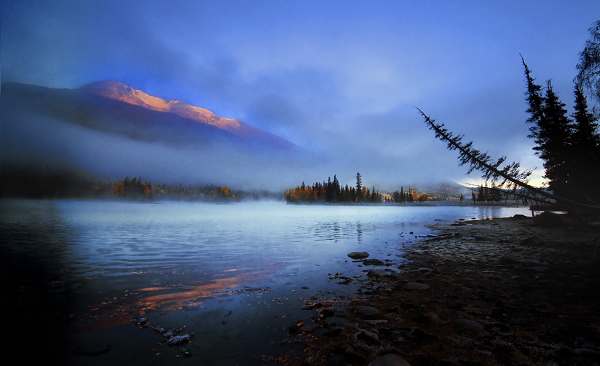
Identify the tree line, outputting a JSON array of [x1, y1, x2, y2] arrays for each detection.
[[0, 168, 278, 201], [284, 172, 429, 204], [104, 176, 239, 201], [522, 56, 600, 206]]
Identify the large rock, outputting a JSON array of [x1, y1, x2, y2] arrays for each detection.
[[369, 353, 411, 366], [348, 252, 370, 259]]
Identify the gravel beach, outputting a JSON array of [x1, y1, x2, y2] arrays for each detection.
[[285, 213, 600, 366]]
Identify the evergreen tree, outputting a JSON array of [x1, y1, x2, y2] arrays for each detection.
[[522, 55, 547, 145], [522, 58, 574, 199], [325, 177, 333, 202], [540, 80, 575, 198], [571, 85, 600, 203], [355, 172, 362, 202], [477, 185, 485, 204], [333, 175, 340, 202]]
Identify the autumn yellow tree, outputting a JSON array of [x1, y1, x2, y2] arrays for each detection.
[[143, 183, 151, 198], [110, 181, 125, 196], [411, 189, 419, 201]]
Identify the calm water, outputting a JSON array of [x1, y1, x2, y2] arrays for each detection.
[[1, 199, 530, 365]]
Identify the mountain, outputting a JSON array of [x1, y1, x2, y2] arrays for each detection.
[[1, 81, 295, 150], [1, 81, 307, 189], [79, 80, 295, 149]]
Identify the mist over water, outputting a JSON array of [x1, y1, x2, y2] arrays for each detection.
[[0, 200, 531, 364]]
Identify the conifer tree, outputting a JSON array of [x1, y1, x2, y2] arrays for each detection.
[[571, 85, 600, 203], [355, 172, 362, 202], [333, 175, 340, 202], [539, 80, 575, 199]]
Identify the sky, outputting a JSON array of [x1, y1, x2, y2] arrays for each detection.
[[2, 0, 600, 191]]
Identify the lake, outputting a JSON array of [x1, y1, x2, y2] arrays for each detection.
[[0, 199, 531, 365]]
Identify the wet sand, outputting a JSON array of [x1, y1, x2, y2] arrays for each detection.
[[285, 213, 600, 366]]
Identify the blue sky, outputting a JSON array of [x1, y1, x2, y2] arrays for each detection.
[[3, 0, 600, 189]]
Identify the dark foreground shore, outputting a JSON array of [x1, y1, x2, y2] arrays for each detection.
[[283, 213, 600, 366]]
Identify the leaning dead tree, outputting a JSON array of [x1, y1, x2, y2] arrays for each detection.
[[417, 108, 600, 215]]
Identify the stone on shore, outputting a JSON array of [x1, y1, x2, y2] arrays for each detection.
[[352, 305, 379, 316], [348, 252, 370, 259], [369, 353, 411, 366], [367, 269, 388, 278], [404, 282, 430, 290], [454, 318, 484, 330]]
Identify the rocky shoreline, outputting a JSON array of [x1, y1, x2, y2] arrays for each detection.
[[284, 213, 600, 366]]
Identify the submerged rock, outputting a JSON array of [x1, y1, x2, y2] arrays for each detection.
[[348, 252, 370, 259], [363, 259, 385, 266]]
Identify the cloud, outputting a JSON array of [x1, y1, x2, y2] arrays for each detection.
[[3, 0, 600, 190]]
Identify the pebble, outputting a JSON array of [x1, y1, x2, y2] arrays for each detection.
[[369, 353, 411, 366], [404, 282, 430, 290], [528, 266, 550, 272], [364, 319, 389, 325], [454, 318, 484, 330]]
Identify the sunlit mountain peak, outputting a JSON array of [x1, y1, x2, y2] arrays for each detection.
[[79, 80, 289, 147]]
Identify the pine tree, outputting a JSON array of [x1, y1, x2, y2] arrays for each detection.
[[325, 177, 333, 202], [332, 175, 340, 202], [571, 85, 600, 203], [540, 80, 575, 198], [355, 172, 362, 202], [522, 57, 574, 199], [522, 55, 547, 145]]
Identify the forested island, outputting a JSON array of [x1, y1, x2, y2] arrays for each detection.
[[284, 172, 431, 204]]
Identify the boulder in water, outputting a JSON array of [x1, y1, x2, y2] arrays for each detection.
[[348, 252, 369, 259]]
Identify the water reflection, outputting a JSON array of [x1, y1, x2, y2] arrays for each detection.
[[82, 266, 280, 331], [2, 200, 533, 365]]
